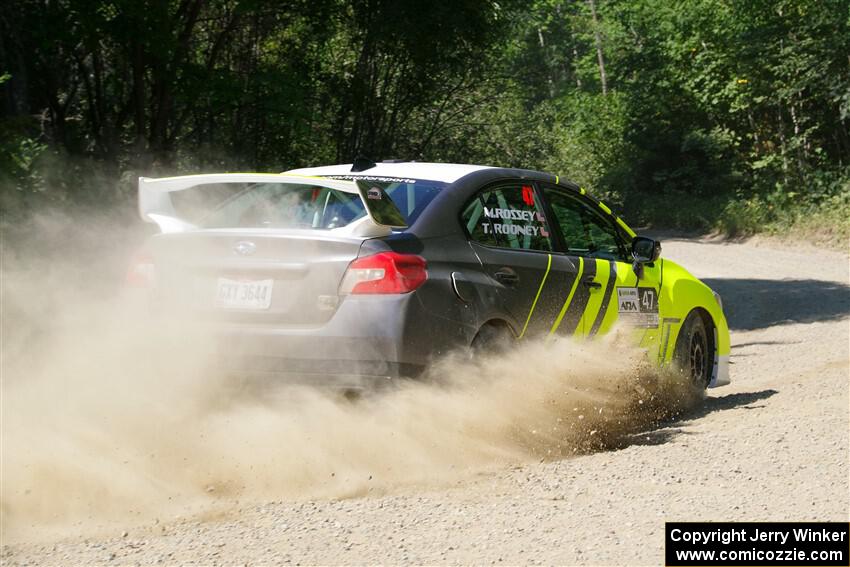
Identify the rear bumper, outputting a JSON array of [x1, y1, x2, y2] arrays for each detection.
[[212, 291, 469, 385], [218, 356, 424, 389]]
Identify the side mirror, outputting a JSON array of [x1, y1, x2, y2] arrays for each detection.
[[632, 236, 661, 264]]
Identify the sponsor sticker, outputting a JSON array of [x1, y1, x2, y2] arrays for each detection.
[[521, 185, 535, 206], [618, 287, 640, 313], [618, 286, 659, 327], [326, 174, 417, 184]]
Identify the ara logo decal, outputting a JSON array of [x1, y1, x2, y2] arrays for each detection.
[[618, 288, 639, 312]]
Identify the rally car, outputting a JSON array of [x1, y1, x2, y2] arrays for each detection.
[[130, 160, 730, 389]]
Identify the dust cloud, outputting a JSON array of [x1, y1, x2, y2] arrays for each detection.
[[0, 210, 702, 544]]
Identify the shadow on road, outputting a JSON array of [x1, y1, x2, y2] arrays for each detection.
[[696, 388, 778, 414], [702, 278, 850, 331], [614, 389, 778, 449]]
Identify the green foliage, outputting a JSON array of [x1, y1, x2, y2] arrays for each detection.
[[0, 113, 47, 212], [7, 138, 46, 184], [547, 92, 631, 198], [0, 0, 848, 245], [739, 164, 850, 234]]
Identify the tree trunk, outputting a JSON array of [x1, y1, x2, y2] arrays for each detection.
[[587, 0, 608, 95], [573, 45, 583, 89], [777, 104, 789, 184], [131, 39, 146, 153]]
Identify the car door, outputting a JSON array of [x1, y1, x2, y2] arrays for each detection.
[[540, 184, 663, 350], [460, 182, 580, 338]]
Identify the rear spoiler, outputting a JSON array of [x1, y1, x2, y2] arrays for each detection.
[[138, 173, 405, 237]]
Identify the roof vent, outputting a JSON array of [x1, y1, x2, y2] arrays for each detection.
[[351, 156, 377, 172]]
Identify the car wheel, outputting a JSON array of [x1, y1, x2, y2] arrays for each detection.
[[674, 311, 712, 388], [470, 323, 515, 356]]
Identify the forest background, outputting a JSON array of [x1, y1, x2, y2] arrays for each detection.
[[2, 0, 849, 244]]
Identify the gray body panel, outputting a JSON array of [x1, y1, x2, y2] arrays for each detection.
[[142, 166, 619, 386]]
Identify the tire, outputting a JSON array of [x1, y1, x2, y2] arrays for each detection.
[[470, 323, 515, 356], [674, 311, 713, 389]]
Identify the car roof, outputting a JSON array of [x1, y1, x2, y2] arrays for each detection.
[[285, 162, 493, 183], [286, 162, 636, 238]]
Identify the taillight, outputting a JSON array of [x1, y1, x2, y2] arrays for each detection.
[[126, 251, 155, 287], [340, 252, 427, 294]]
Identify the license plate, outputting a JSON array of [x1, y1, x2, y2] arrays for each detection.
[[216, 278, 273, 310]]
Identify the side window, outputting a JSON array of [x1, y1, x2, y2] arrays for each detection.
[[461, 184, 552, 252], [542, 187, 629, 261]]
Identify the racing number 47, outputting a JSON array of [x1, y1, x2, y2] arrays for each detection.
[[641, 288, 656, 311]]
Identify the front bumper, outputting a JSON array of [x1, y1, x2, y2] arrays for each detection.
[[709, 354, 730, 388]]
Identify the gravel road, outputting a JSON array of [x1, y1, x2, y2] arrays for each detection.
[[3, 236, 849, 565]]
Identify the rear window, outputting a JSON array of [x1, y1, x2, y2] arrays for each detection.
[[197, 177, 445, 230], [325, 176, 445, 226], [201, 183, 367, 229]]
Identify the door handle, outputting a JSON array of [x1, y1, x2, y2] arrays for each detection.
[[582, 276, 602, 289], [494, 268, 519, 286]]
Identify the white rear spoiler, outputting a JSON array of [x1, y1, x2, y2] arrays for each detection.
[[138, 173, 397, 237]]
